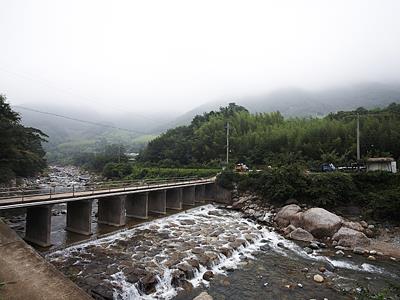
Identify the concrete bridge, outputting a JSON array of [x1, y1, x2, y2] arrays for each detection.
[[0, 177, 231, 247]]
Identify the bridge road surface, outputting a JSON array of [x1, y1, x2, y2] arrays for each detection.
[[0, 178, 215, 209]]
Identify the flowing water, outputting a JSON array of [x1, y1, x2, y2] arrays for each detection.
[[46, 205, 400, 300]]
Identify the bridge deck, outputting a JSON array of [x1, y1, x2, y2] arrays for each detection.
[[0, 178, 215, 210]]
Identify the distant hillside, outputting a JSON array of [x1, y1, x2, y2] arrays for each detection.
[[166, 82, 400, 128]]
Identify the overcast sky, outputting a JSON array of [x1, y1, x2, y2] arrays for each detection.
[[1, 0, 400, 115]]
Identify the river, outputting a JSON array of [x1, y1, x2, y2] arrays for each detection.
[[47, 205, 400, 300], [2, 166, 400, 299]]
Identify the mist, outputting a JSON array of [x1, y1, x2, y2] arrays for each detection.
[[1, 0, 400, 119]]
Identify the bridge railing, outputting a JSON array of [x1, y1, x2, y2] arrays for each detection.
[[0, 176, 215, 203]]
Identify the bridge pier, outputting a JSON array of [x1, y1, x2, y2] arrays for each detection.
[[205, 183, 216, 201], [126, 192, 148, 219], [166, 188, 182, 210], [182, 186, 195, 206], [148, 190, 166, 214], [66, 200, 93, 235], [195, 185, 206, 203], [98, 196, 126, 226], [215, 186, 232, 204], [24, 205, 53, 247]]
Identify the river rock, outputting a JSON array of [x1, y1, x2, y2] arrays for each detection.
[[274, 204, 302, 227], [193, 292, 213, 300], [300, 208, 342, 238], [139, 273, 158, 294], [203, 270, 214, 281], [332, 227, 370, 248], [343, 221, 364, 232], [283, 224, 297, 235], [360, 221, 368, 228], [353, 247, 367, 255], [304, 247, 313, 254], [367, 255, 376, 261], [313, 274, 324, 283], [288, 228, 314, 242]]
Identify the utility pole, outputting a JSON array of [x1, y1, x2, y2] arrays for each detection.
[[356, 113, 360, 161], [226, 122, 230, 167]]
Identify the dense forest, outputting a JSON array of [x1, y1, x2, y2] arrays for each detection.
[[0, 95, 47, 184], [138, 103, 400, 168]]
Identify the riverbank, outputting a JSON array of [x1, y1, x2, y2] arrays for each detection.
[[230, 190, 400, 260]]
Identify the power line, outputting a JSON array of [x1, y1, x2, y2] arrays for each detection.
[[0, 65, 165, 125], [13, 105, 149, 135]]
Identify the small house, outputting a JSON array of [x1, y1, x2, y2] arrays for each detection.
[[366, 157, 397, 173]]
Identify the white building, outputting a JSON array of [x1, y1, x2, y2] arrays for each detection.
[[366, 157, 397, 173]]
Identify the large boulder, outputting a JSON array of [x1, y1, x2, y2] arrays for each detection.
[[342, 221, 364, 232], [288, 228, 314, 242], [300, 208, 342, 238], [274, 204, 302, 228], [332, 227, 370, 248]]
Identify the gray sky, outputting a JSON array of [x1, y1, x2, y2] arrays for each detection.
[[1, 0, 400, 115]]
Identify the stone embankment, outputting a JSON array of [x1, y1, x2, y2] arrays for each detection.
[[229, 191, 400, 261]]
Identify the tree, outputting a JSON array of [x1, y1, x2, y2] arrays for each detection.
[[0, 94, 48, 183]]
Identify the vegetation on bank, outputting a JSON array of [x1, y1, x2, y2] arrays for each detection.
[[0, 95, 47, 184], [138, 103, 400, 168], [217, 168, 400, 222], [103, 163, 219, 180]]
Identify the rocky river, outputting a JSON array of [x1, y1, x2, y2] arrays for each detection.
[[2, 166, 400, 299], [46, 204, 400, 300]]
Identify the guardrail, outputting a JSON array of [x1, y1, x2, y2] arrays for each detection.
[[0, 176, 215, 204]]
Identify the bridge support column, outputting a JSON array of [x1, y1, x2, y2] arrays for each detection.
[[166, 188, 182, 210], [98, 196, 126, 226], [215, 186, 232, 204], [24, 205, 53, 247], [66, 200, 93, 235], [148, 190, 166, 214], [182, 186, 195, 206], [205, 183, 216, 201], [195, 185, 206, 203], [126, 192, 148, 219]]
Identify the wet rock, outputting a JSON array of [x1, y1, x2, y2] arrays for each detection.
[[367, 255, 376, 261], [192, 247, 205, 255], [283, 224, 297, 235], [353, 247, 367, 255], [332, 227, 370, 248], [139, 273, 158, 294], [177, 262, 195, 279], [309, 242, 319, 250], [193, 291, 213, 300], [260, 244, 271, 251], [180, 280, 194, 292], [336, 250, 345, 256], [219, 247, 233, 257], [313, 274, 324, 283], [277, 242, 285, 248], [301, 267, 309, 273], [301, 208, 342, 238], [304, 247, 313, 254], [274, 204, 302, 228], [91, 282, 114, 300], [360, 221, 368, 228], [187, 258, 200, 270], [318, 266, 326, 273], [180, 219, 196, 225], [203, 270, 214, 281], [288, 228, 314, 242]]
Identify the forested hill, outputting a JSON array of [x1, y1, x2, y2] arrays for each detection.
[[138, 103, 400, 168], [166, 83, 400, 129]]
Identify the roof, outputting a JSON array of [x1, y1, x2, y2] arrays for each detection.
[[366, 157, 394, 163]]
